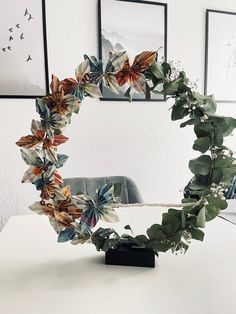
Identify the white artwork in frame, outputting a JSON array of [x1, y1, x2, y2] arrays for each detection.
[[98, 0, 167, 101], [0, 0, 49, 98], [205, 9, 236, 102]]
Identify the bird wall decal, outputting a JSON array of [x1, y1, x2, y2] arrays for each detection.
[[26, 54, 32, 62]]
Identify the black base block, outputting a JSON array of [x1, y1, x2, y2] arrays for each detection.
[[105, 247, 156, 268]]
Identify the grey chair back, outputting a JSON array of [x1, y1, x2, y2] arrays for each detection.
[[63, 176, 142, 204], [225, 176, 236, 199]]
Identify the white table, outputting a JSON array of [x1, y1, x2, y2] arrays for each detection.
[[0, 204, 236, 314]]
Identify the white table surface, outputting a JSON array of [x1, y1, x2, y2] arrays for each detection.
[[0, 204, 236, 314]]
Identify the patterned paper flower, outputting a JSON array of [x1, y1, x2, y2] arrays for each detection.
[[115, 51, 157, 94], [61, 59, 102, 101], [36, 98, 69, 140], [84, 51, 127, 94], [71, 183, 121, 233], [30, 186, 82, 231], [19, 147, 67, 188], [16, 120, 69, 163], [43, 75, 80, 115]]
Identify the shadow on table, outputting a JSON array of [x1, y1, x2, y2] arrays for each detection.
[[0, 253, 157, 292]]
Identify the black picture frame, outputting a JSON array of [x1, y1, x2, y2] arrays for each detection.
[[204, 9, 236, 103], [0, 0, 49, 98], [98, 0, 167, 101]]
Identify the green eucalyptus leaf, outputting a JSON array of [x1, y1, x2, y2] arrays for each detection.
[[212, 130, 223, 147], [204, 197, 227, 221], [190, 228, 204, 241], [169, 231, 183, 246], [162, 212, 181, 234], [150, 61, 165, 79], [193, 93, 217, 115], [189, 155, 212, 175], [196, 207, 206, 228], [102, 238, 111, 252], [147, 224, 162, 240], [145, 240, 170, 253], [207, 196, 228, 211], [164, 81, 180, 95], [178, 71, 189, 84], [193, 92, 208, 103], [210, 168, 223, 184], [162, 62, 171, 76], [180, 118, 197, 128], [204, 97, 217, 115], [135, 235, 149, 244], [222, 166, 236, 181], [194, 122, 214, 138], [193, 137, 211, 153], [181, 210, 186, 228], [171, 104, 189, 121], [223, 117, 236, 136], [214, 155, 232, 168], [124, 225, 132, 231], [211, 116, 236, 137]]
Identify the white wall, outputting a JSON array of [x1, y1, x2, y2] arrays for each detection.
[[1, 0, 236, 226]]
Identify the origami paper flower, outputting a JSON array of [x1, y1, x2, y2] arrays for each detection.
[[16, 120, 69, 163], [30, 185, 82, 231], [20, 147, 67, 186], [43, 75, 80, 115], [36, 98, 69, 140], [61, 59, 102, 101], [84, 51, 127, 94], [115, 51, 157, 94], [39, 181, 66, 200], [71, 183, 121, 233]]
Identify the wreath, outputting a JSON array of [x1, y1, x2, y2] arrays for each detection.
[[16, 51, 236, 255]]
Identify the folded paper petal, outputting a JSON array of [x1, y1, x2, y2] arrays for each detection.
[[97, 182, 115, 204], [60, 78, 78, 95], [22, 166, 44, 183], [29, 201, 48, 215], [56, 154, 69, 168], [20, 148, 43, 166], [98, 206, 119, 223], [80, 208, 99, 233], [115, 51, 157, 93], [71, 194, 95, 210], [75, 59, 90, 83], [16, 133, 44, 148], [49, 216, 65, 233], [50, 74, 61, 94], [58, 228, 77, 242], [54, 211, 74, 227], [31, 120, 44, 135], [40, 182, 66, 200], [83, 83, 102, 98]]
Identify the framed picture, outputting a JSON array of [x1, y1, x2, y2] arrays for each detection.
[[98, 0, 167, 101], [204, 9, 236, 102], [0, 0, 49, 98]]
